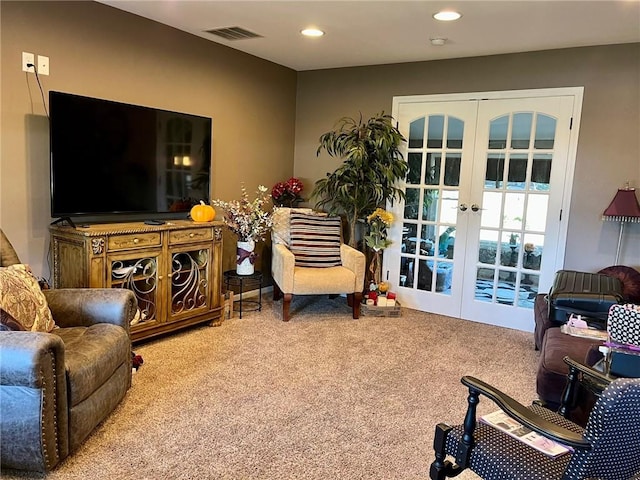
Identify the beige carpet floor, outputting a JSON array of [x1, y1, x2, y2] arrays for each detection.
[[2, 295, 540, 480]]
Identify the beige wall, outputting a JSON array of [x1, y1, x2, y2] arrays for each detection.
[[2, 0, 638, 282], [1, 1, 297, 278], [295, 44, 640, 272]]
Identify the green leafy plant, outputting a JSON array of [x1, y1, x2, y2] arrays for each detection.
[[311, 112, 408, 249]]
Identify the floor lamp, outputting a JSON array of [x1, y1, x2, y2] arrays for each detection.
[[602, 185, 640, 265]]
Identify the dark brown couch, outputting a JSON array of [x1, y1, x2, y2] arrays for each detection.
[[534, 265, 640, 423], [534, 293, 603, 425]]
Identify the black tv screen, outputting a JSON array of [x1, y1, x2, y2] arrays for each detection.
[[49, 91, 212, 219]]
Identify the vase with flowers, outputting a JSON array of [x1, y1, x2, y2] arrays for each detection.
[[212, 185, 274, 275], [364, 208, 394, 287], [271, 177, 304, 207]]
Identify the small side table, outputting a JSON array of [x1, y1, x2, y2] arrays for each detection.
[[223, 270, 263, 319], [558, 356, 616, 418]]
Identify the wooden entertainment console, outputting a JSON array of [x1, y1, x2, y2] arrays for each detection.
[[50, 220, 224, 342]]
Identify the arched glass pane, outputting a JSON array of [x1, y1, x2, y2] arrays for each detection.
[[488, 115, 508, 149], [535, 114, 556, 149], [444, 154, 461, 186], [425, 153, 441, 185], [511, 112, 533, 149], [507, 154, 528, 190], [409, 117, 425, 148], [447, 117, 464, 148], [407, 153, 422, 184], [427, 115, 444, 148]]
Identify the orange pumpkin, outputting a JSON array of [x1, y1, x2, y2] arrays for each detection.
[[190, 201, 215, 222]]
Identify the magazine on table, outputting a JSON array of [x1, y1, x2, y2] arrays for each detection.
[[480, 410, 572, 458]]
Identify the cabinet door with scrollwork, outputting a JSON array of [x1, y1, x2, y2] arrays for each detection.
[[108, 250, 162, 328], [168, 245, 213, 321]]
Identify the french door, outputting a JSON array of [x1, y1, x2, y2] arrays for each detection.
[[385, 89, 583, 331]]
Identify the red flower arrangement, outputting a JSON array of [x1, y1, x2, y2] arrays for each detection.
[[271, 177, 304, 207]]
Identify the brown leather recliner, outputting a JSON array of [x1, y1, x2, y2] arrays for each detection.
[[0, 229, 137, 472]]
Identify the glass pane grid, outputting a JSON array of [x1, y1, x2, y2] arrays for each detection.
[[400, 114, 465, 296], [479, 112, 553, 310]]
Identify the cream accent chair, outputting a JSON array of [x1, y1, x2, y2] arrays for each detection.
[[271, 208, 366, 321]]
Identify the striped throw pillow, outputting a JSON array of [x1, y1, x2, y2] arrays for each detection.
[[289, 214, 342, 267]]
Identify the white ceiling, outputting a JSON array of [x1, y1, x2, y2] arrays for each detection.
[[99, 0, 640, 71]]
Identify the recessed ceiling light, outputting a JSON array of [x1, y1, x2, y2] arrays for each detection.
[[433, 10, 462, 21], [301, 28, 324, 37]]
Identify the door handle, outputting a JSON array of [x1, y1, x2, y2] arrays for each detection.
[[459, 203, 468, 212], [471, 204, 482, 212]]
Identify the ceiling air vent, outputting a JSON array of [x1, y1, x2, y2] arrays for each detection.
[[205, 26, 262, 41]]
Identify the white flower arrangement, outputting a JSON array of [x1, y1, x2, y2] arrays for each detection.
[[212, 185, 274, 242]]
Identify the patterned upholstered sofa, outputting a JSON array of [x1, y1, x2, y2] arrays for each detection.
[[0, 229, 137, 472]]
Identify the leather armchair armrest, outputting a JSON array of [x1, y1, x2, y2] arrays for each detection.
[[0, 331, 65, 387], [340, 244, 366, 291], [44, 288, 136, 334], [0, 331, 69, 471], [271, 243, 295, 293], [461, 375, 590, 449]]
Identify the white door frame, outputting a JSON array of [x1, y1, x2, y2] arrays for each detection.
[[388, 87, 584, 330]]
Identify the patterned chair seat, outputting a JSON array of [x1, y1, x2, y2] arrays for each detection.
[[429, 375, 640, 480]]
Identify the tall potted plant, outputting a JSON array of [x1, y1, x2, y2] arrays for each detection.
[[311, 112, 407, 249]]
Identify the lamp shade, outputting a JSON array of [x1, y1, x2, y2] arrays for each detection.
[[602, 188, 640, 223]]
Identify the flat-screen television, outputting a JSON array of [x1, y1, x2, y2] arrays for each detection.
[[49, 91, 212, 220]]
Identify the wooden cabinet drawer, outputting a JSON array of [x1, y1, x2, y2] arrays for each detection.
[[169, 228, 213, 245], [108, 232, 161, 251]]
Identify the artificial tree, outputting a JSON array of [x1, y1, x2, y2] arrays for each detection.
[[311, 112, 407, 249]]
